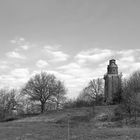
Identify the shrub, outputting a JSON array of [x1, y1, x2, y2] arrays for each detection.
[[63, 99, 94, 109]]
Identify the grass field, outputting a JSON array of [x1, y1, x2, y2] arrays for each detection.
[[0, 107, 140, 140]]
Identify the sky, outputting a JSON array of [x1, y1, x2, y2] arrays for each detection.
[[0, 0, 140, 98]]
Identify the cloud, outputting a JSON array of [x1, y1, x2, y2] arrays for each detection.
[[74, 48, 140, 76], [75, 48, 113, 64], [44, 45, 60, 51], [19, 45, 29, 50], [43, 45, 69, 62], [36, 59, 49, 68], [10, 37, 25, 44], [58, 63, 88, 78], [0, 61, 9, 70], [31, 68, 84, 97], [6, 51, 26, 59], [10, 37, 30, 50], [115, 49, 140, 77], [2, 45, 140, 98], [58, 63, 81, 70], [31, 70, 76, 97], [0, 68, 30, 89], [119, 56, 135, 62], [46, 69, 85, 97], [56, 48, 140, 98], [11, 68, 30, 79], [50, 51, 69, 61], [57, 63, 98, 97]]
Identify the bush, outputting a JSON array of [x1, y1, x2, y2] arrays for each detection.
[[113, 105, 125, 121], [63, 99, 94, 109], [2, 116, 18, 122], [0, 89, 17, 121], [96, 113, 108, 121]]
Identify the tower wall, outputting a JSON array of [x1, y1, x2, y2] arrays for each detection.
[[104, 59, 121, 104]]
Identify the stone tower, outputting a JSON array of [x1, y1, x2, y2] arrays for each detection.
[[104, 59, 121, 104]]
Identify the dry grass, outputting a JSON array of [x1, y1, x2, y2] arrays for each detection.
[[0, 107, 140, 140]]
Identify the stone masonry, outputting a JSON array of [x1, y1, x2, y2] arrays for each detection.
[[104, 59, 122, 104]]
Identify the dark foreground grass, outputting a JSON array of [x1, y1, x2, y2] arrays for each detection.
[[0, 107, 140, 140], [0, 121, 140, 140]]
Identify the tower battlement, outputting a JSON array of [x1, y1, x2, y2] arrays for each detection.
[[107, 59, 118, 74]]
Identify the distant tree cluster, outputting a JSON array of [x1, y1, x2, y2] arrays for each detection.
[[68, 78, 104, 108], [81, 78, 104, 105], [0, 89, 17, 120], [115, 70, 140, 124], [1, 69, 140, 125], [0, 72, 67, 121], [63, 98, 94, 109]]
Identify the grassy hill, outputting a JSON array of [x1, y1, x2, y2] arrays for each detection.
[[0, 106, 140, 140]]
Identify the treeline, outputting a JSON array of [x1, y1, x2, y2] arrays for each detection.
[[1, 70, 140, 123], [0, 71, 105, 121], [0, 72, 67, 121], [64, 78, 104, 108], [69, 70, 140, 125], [116, 70, 140, 124]]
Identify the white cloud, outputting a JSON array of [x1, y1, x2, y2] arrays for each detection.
[[2, 46, 140, 98], [43, 45, 69, 62], [0, 75, 16, 88], [55, 48, 140, 98], [119, 56, 135, 62], [10, 37, 30, 50], [19, 45, 29, 50], [115, 49, 140, 77], [47, 70, 74, 80], [0, 61, 9, 69], [57, 62, 100, 97], [44, 45, 60, 51], [6, 51, 26, 59], [58, 63, 88, 78], [118, 49, 135, 56], [19, 37, 25, 41], [36, 60, 49, 68], [75, 48, 113, 64], [10, 37, 25, 44], [50, 51, 69, 61], [58, 63, 81, 70], [47, 69, 85, 97], [11, 68, 30, 79], [10, 40, 17, 44], [0, 68, 30, 89]]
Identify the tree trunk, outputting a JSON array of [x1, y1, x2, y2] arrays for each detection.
[[41, 102, 45, 113], [56, 101, 59, 110], [134, 106, 137, 127]]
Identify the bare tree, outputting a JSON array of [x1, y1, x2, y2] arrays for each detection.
[[0, 88, 17, 120], [80, 78, 104, 105], [54, 80, 67, 109], [122, 70, 140, 124], [21, 72, 57, 113]]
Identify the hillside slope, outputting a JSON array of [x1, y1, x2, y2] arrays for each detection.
[[0, 106, 140, 140], [16, 107, 93, 123]]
